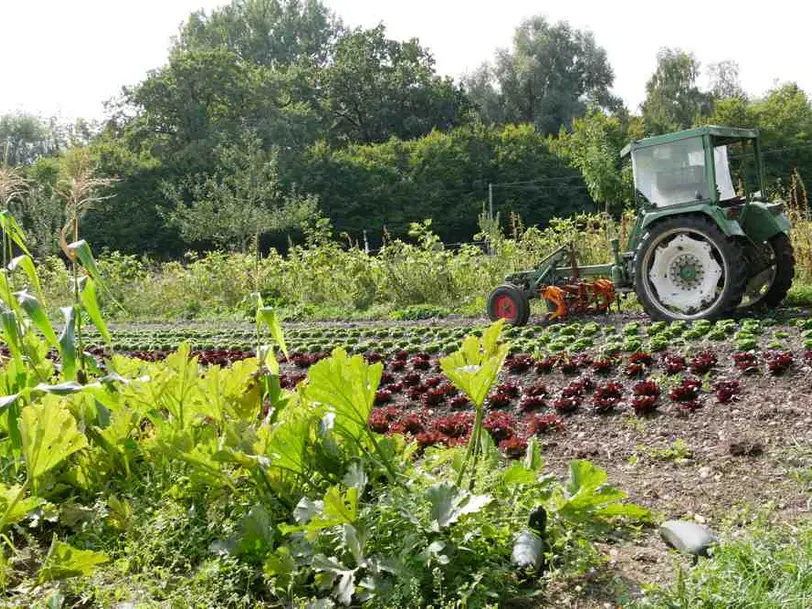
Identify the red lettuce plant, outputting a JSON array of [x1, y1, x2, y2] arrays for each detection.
[[553, 396, 580, 414], [714, 379, 741, 404], [433, 412, 474, 438], [524, 381, 549, 397], [384, 382, 403, 394], [506, 354, 533, 374], [499, 436, 528, 459], [624, 362, 646, 378], [520, 395, 547, 412], [534, 356, 557, 374], [374, 389, 393, 405], [628, 351, 654, 366], [368, 406, 402, 433], [631, 395, 658, 414], [416, 431, 447, 449], [496, 381, 520, 398], [764, 350, 793, 375], [689, 350, 717, 375], [591, 358, 615, 374], [411, 357, 431, 371], [407, 385, 428, 400], [365, 351, 384, 363], [487, 392, 513, 409], [424, 375, 443, 388], [661, 353, 687, 375], [733, 352, 758, 374], [401, 373, 422, 387], [483, 411, 516, 442], [593, 381, 623, 414], [668, 377, 702, 403], [422, 387, 447, 407], [527, 413, 565, 435], [389, 359, 407, 372], [392, 411, 426, 435], [559, 356, 579, 375], [449, 394, 470, 409]]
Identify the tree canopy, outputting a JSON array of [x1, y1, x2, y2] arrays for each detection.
[[3, 1, 812, 258], [465, 16, 617, 134]]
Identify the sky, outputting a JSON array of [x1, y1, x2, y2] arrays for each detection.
[[1, 0, 811, 121]]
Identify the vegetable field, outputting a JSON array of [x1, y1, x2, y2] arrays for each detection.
[[0, 223, 810, 607], [80, 312, 811, 605]]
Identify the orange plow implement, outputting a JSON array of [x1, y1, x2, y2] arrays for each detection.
[[541, 278, 616, 321]]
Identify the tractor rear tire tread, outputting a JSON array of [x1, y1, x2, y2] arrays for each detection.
[[633, 215, 748, 322], [761, 232, 795, 308]]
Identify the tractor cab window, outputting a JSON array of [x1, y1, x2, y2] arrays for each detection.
[[632, 137, 708, 207], [720, 140, 761, 201], [714, 145, 736, 201]]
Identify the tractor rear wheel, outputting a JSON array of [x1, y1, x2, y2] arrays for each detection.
[[487, 284, 531, 326], [739, 233, 795, 309], [633, 216, 747, 322]]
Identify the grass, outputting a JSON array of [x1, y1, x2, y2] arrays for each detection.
[[634, 520, 812, 609]]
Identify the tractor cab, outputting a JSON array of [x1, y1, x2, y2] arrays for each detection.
[[620, 126, 763, 209]]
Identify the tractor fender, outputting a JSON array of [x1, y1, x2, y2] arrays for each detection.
[[639, 203, 745, 238], [738, 201, 791, 243]]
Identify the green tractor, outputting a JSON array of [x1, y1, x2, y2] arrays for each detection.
[[487, 126, 795, 325]]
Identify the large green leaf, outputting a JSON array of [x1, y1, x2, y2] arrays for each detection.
[[37, 538, 108, 584], [66, 240, 102, 280], [0, 308, 23, 358], [311, 554, 356, 606], [0, 482, 43, 529], [426, 482, 492, 531], [0, 211, 31, 257], [79, 277, 110, 344], [58, 306, 77, 380], [304, 348, 381, 444], [0, 271, 19, 312], [16, 291, 58, 347], [9, 255, 44, 303], [256, 304, 288, 358], [557, 460, 651, 522], [20, 399, 88, 482], [236, 505, 274, 560], [440, 321, 508, 407], [266, 408, 311, 476], [159, 343, 203, 428]]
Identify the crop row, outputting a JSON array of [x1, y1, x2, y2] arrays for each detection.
[[85, 314, 812, 357]]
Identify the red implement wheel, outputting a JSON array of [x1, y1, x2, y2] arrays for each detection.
[[487, 284, 530, 326]]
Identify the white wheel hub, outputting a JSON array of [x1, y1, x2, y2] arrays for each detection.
[[648, 234, 723, 313]]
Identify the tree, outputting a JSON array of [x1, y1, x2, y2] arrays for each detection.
[[8, 157, 64, 259], [464, 16, 617, 134], [292, 123, 591, 243], [553, 109, 633, 215], [707, 60, 744, 101], [703, 82, 812, 198], [164, 133, 318, 251], [642, 48, 711, 134], [322, 25, 470, 145], [0, 114, 59, 166], [175, 0, 341, 68]]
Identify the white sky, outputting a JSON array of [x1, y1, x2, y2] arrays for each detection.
[[1, 0, 810, 121]]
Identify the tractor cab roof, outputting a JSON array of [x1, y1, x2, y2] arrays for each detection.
[[620, 125, 759, 158]]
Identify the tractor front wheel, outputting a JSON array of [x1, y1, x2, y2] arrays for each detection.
[[487, 284, 531, 326], [633, 216, 747, 322]]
